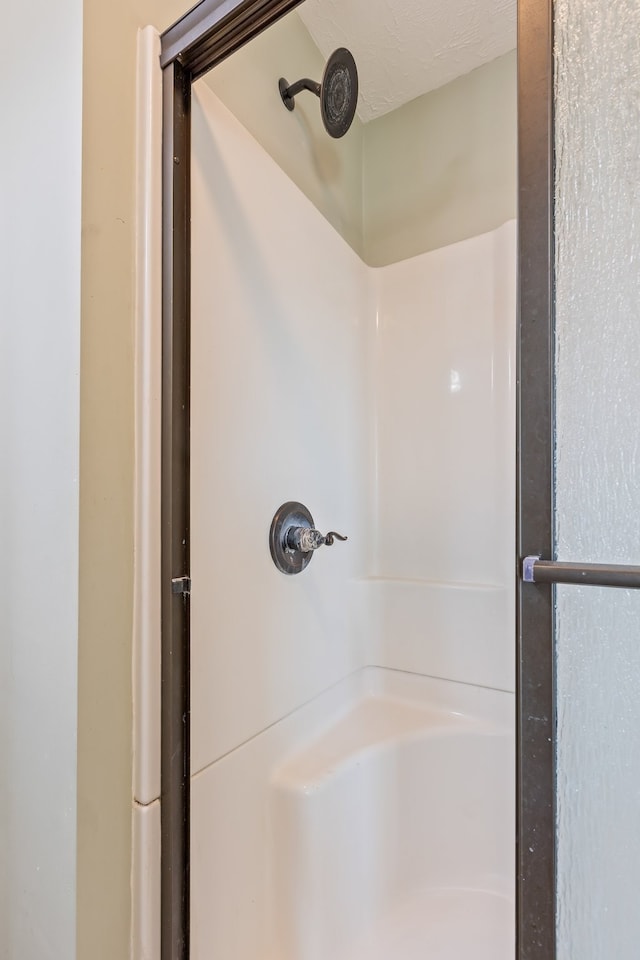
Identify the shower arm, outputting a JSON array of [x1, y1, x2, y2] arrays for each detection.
[[285, 77, 321, 99], [279, 77, 321, 111]]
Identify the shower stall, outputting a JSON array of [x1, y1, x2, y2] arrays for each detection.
[[133, 2, 521, 958]]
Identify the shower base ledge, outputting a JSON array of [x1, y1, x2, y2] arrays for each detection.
[[272, 668, 510, 790], [190, 667, 514, 960], [270, 668, 514, 960], [335, 887, 513, 960]]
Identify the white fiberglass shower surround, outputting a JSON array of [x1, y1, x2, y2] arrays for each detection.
[[132, 3, 520, 959], [189, 83, 516, 958]]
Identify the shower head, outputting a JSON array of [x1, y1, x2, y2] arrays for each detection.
[[278, 47, 359, 139], [319, 48, 359, 138]]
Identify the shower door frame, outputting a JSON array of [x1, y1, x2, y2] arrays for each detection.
[[158, 1, 557, 958]]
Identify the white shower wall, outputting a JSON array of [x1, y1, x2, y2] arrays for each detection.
[[132, 78, 516, 960], [190, 82, 373, 774], [370, 223, 516, 691], [190, 86, 515, 777]]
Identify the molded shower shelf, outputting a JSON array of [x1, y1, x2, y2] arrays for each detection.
[[190, 666, 514, 960], [272, 694, 473, 790], [269, 669, 514, 960]]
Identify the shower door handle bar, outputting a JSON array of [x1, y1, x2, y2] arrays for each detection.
[[522, 556, 640, 589]]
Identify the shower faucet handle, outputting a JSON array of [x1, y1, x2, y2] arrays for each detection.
[[323, 531, 348, 546], [285, 526, 348, 553], [269, 502, 347, 575]]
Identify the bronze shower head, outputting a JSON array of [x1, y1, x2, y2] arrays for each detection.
[[278, 47, 359, 139]]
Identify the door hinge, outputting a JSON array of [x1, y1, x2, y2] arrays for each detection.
[[171, 576, 191, 596]]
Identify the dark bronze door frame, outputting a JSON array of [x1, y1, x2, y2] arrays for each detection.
[[516, 3, 555, 957], [159, 2, 556, 957]]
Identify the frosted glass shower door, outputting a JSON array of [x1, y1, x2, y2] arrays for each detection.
[[554, 0, 640, 956]]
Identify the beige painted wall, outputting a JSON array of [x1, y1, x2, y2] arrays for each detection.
[[79, 3, 185, 959], [2, 2, 82, 957], [204, 12, 364, 256], [363, 51, 517, 265]]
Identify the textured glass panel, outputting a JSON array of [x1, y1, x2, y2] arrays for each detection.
[[555, 0, 640, 956]]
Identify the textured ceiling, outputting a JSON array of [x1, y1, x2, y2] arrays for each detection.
[[298, 0, 517, 123]]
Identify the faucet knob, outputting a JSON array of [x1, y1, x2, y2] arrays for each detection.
[[286, 526, 348, 553], [269, 501, 348, 575]]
